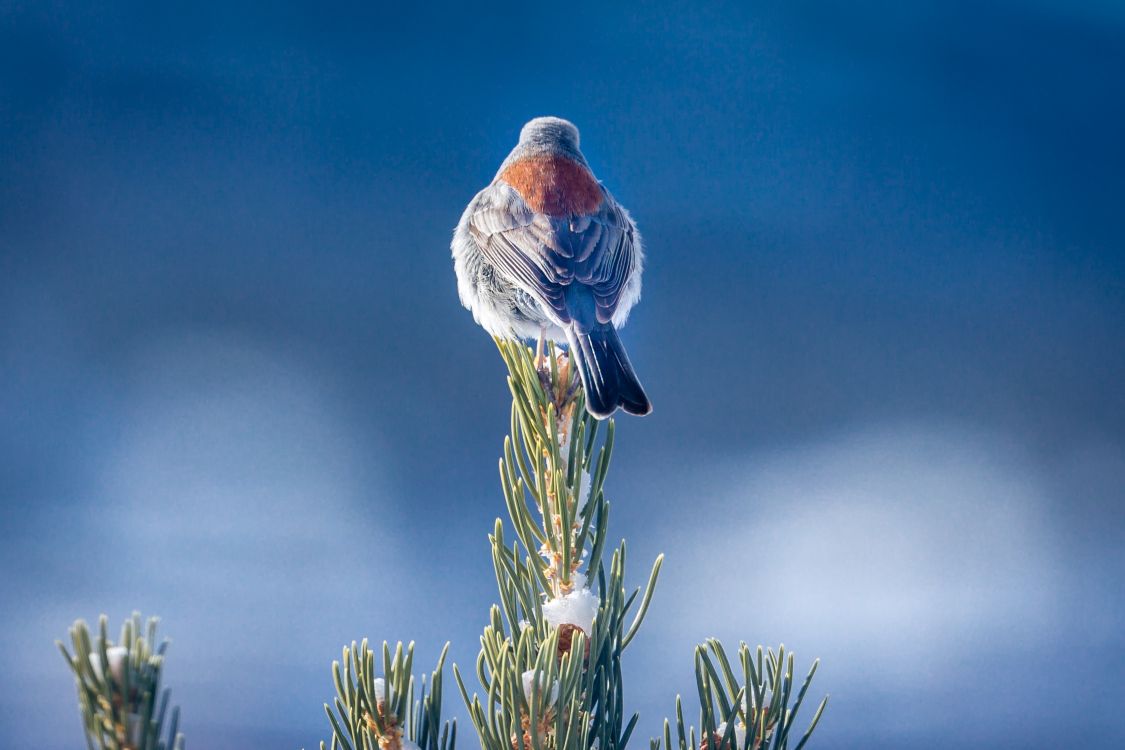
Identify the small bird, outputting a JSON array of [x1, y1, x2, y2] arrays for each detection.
[[452, 117, 651, 419]]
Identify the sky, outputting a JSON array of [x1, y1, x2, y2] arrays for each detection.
[[2, 1, 1123, 748]]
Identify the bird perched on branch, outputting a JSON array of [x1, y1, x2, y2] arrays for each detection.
[[452, 116, 651, 419]]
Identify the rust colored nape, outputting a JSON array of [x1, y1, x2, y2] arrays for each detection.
[[500, 155, 602, 217]]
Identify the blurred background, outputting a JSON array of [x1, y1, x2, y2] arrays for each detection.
[[2, 1, 1123, 747]]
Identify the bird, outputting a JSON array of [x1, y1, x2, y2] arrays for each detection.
[[452, 116, 651, 420]]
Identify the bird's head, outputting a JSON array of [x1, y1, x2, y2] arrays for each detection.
[[519, 116, 581, 151]]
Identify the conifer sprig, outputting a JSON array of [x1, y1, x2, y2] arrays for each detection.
[[57, 613, 184, 750], [454, 340, 664, 750], [656, 642, 827, 750], [320, 640, 455, 750]]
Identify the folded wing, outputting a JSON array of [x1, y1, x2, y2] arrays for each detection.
[[467, 182, 638, 328]]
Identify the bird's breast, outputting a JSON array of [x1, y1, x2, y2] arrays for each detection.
[[498, 155, 602, 218]]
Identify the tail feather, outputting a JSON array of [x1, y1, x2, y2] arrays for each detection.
[[565, 324, 652, 419]]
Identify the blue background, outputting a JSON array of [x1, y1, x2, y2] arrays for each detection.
[[2, 1, 1123, 747]]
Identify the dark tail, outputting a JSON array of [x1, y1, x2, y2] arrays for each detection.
[[565, 324, 652, 419]]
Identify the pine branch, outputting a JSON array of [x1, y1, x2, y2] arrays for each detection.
[[57, 612, 185, 750], [656, 642, 827, 750], [455, 340, 664, 750], [318, 640, 455, 750]]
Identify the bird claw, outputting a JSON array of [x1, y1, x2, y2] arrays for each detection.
[[534, 328, 547, 371]]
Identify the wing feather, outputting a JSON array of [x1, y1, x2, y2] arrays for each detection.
[[466, 182, 639, 327]]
